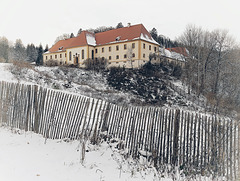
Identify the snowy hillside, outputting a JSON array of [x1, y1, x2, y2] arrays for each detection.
[[0, 62, 208, 113]]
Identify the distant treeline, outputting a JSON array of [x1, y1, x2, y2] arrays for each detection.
[[0, 37, 48, 65]]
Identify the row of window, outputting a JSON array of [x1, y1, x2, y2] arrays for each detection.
[[69, 50, 84, 61], [95, 43, 157, 53], [46, 52, 152, 62], [99, 53, 152, 61], [46, 44, 157, 61], [46, 53, 67, 60]]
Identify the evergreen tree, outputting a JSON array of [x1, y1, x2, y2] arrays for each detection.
[[77, 28, 82, 36], [116, 22, 124, 29], [13, 39, 26, 61], [150, 28, 158, 42], [36, 44, 43, 65], [70, 33, 75, 38], [26, 44, 38, 62], [44, 44, 49, 52]]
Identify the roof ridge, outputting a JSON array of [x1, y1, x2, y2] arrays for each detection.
[[95, 24, 143, 35]]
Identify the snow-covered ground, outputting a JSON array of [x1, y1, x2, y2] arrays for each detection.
[[0, 63, 15, 82], [0, 127, 173, 181]]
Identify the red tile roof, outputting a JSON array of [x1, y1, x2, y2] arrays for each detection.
[[48, 31, 90, 52], [95, 24, 157, 45], [166, 47, 188, 57], [48, 24, 158, 53]]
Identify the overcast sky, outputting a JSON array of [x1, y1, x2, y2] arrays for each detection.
[[1, 0, 239, 47]]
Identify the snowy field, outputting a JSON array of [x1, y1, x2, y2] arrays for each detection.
[[0, 127, 173, 181]]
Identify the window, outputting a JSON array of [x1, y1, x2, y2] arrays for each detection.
[[60, 54, 62, 58], [109, 56, 111, 60], [154, 47, 157, 52], [109, 46, 111, 52], [69, 52, 72, 61], [149, 45, 151, 50], [116, 45, 119, 51], [132, 43, 135, 49], [132, 53, 135, 58], [102, 47, 104, 53], [143, 43, 145, 49], [102, 57, 104, 61], [50, 55, 52, 59], [55, 55, 57, 59], [95, 49, 98, 53], [143, 54, 145, 58], [46, 56, 47, 60], [124, 44, 127, 50], [124, 54, 127, 58], [65, 53, 66, 57], [116, 55, 119, 59], [82, 50, 84, 59]]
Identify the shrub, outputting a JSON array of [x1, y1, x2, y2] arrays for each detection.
[[84, 58, 108, 72], [45, 59, 59, 67], [9, 60, 34, 79]]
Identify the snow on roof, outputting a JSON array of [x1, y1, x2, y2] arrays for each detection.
[[159, 47, 186, 62], [171, 51, 186, 61], [86, 32, 96, 46], [140, 33, 159, 45]]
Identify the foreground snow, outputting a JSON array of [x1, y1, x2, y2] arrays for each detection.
[[0, 127, 174, 181]]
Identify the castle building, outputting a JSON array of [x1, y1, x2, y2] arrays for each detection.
[[43, 24, 159, 68]]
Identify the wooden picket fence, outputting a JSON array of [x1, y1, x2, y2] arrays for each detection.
[[0, 81, 239, 180]]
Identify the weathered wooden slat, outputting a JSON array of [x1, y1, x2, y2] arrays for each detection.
[[193, 113, 197, 167], [73, 97, 89, 139], [61, 94, 77, 139], [89, 99, 99, 137], [111, 105, 121, 138], [189, 112, 194, 165], [48, 91, 62, 139], [156, 109, 163, 165], [121, 106, 132, 145], [67, 96, 84, 139], [128, 107, 137, 156], [173, 109, 180, 166], [118, 106, 128, 141]]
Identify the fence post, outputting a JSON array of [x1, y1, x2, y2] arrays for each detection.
[[173, 109, 180, 166], [33, 85, 39, 133], [238, 121, 240, 181]]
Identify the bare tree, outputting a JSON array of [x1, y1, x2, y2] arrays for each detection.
[[54, 33, 70, 43]]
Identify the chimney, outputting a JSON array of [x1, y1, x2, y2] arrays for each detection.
[[127, 23, 131, 27]]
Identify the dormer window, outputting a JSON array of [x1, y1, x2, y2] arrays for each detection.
[[59, 46, 63, 50], [116, 36, 121, 41]]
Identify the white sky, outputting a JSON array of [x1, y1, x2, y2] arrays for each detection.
[[0, 0, 239, 48]]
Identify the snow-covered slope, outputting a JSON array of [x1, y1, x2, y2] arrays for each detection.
[[0, 63, 15, 82], [0, 62, 210, 113], [0, 127, 173, 181]]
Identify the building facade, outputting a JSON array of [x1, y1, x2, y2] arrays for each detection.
[[43, 24, 159, 68]]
